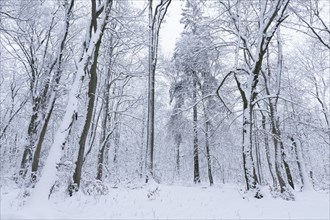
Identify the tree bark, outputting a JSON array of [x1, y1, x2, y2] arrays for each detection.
[[205, 120, 213, 186], [291, 137, 313, 190], [70, 0, 112, 193], [269, 101, 292, 193], [242, 102, 258, 191], [261, 113, 277, 187], [146, 0, 155, 182], [193, 76, 200, 184], [31, 96, 55, 178], [30, 0, 74, 179], [145, 0, 172, 183], [175, 133, 182, 177], [96, 68, 111, 181], [280, 138, 294, 189], [19, 98, 39, 179], [254, 117, 263, 185], [29, 0, 112, 203], [72, 36, 102, 190]]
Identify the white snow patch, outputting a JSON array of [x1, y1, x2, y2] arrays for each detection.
[[1, 184, 329, 219]]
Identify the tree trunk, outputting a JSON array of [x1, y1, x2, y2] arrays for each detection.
[[140, 100, 146, 179], [29, 0, 74, 182], [96, 68, 111, 181], [30, 0, 112, 203], [291, 137, 313, 191], [193, 76, 200, 183], [242, 103, 258, 191], [292, 137, 304, 188], [31, 96, 56, 180], [205, 120, 213, 186], [72, 35, 102, 190], [266, 91, 294, 193], [269, 101, 292, 194], [175, 133, 181, 177], [145, 0, 172, 183], [146, 0, 155, 183], [70, 0, 111, 192], [254, 131, 263, 185], [261, 113, 277, 187], [19, 102, 39, 179], [280, 139, 294, 190], [96, 144, 106, 181], [254, 112, 263, 185], [113, 113, 120, 167]]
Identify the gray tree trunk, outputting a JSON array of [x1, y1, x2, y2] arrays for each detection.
[[71, 0, 112, 193], [261, 112, 277, 187], [192, 76, 200, 183], [205, 120, 213, 186], [72, 37, 102, 189], [175, 133, 182, 177], [31, 0, 74, 180], [253, 116, 263, 185], [146, 0, 172, 183], [96, 68, 111, 181], [146, 0, 155, 182]]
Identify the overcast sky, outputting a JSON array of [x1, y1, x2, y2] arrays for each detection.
[[159, 1, 185, 56], [130, 0, 185, 56]]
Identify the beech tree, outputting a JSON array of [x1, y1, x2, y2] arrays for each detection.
[[260, 28, 295, 196], [69, 0, 113, 195], [217, 0, 291, 198], [25, 0, 114, 202], [146, 0, 171, 183], [1, 0, 76, 185]]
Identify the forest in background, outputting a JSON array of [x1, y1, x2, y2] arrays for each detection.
[[0, 0, 329, 205]]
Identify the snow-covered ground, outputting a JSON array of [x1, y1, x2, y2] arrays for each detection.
[[1, 183, 329, 219]]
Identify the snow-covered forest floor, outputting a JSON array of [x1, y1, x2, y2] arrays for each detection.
[[1, 182, 329, 219]]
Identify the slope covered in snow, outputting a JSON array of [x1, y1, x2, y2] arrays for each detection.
[[1, 183, 329, 219]]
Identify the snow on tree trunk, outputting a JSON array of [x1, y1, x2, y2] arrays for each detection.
[[242, 101, 258, 191], [28, 1, 112, 204], [292, 137, 313, 191], [230, 0, 290, 198], [205, 119, 213, 186], [96, 57, 111, 181], [261, 112, 277, 187], [31, 0, 74, 180], [70, 0, 112, 194]]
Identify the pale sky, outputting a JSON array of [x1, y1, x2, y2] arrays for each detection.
[[131, 0, 185, 57], [159, 1, 185, 56]]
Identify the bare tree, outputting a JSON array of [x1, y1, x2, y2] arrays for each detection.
[[146, 0, 172, 183], [70, 0, 113, 194], [260, 28, 295, 197], [1, 0, 75, 183], [27, 0, 113, 202], [290, 0, 330, 50], [217, 0, 290, 198], [31, 0, 75, 182]]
